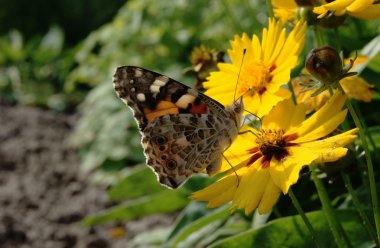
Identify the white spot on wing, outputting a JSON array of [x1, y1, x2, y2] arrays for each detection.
[[176, 94, 196, 108], [135, 69, 143, 77], [137, 93, 146, 102], [153, 76, 169, 86], [150, 84, 161, 93]]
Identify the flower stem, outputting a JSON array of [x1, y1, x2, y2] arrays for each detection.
[[288, 82, 298, 105], [341, 172, 379, 246], [288, 188, 323, 247], [337, 84, 380, 243], [313, 25, 325, 47], [266, 0, 274, 18], [310, 164, 352, 248]]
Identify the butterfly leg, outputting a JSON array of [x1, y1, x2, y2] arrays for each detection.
[[222, 154, 240, 187]]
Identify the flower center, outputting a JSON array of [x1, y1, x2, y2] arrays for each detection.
[[238, 61, 273, 96], [256, 129, 288, 162]]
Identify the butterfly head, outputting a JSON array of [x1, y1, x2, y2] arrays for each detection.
[[225, 96, 244, 127]]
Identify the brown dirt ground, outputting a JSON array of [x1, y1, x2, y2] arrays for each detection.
[[0, 104, 175, 248]]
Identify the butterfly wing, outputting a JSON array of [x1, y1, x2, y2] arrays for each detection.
[[143, 113, 231, 188], [113, 66, 238, 188], [113, 66, 230, 130]]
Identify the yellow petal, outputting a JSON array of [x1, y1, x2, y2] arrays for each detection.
[[348, 4, 380, 19], [257, 91, 285, 117], [229, 33, 255, 66], [258, 180, 281, 214], [287, 92, 346, 139], [263, 98, 306, 131], [316, 0, 355, 12], [302, 128, 358, 149], [191, 168, 248, 207], [312, 147, 349, 163], [244, 93, 261, 115], [340, 77, 374, 102], [346, 0, 373, 12], [231, 158, 271, 215], [272, 0, 298, 9], [294, 109, 348, 143], [269, 146, 318, 194]]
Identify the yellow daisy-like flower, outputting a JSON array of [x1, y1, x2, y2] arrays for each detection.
[[191, 92, 358, 214], [204, 19, 306, 117], [272, 0, 298, 23], [294, 56, 375, 113], [314, 0, 380, 19]]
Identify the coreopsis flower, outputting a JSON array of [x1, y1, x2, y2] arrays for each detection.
[[191, 92, 358, 214], [203, 19, 306, 117], [272, 0, 298, 23], [314, 0, 380, 19]]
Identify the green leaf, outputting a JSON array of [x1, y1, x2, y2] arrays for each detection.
[[132, 227, 172, 246], [355, 34, 380, 73], [209, 209, 373, 248], [81, 189, 189, 225], [166, 205, 230, 248], [108, 166, 166, 200]]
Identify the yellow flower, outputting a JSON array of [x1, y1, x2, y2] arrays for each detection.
[[314, 0, 380, 19], [294, 56, 374, 113], [191, 92, 358, 215], [272, 0, 298, 23], [203, 19, 306, 117]]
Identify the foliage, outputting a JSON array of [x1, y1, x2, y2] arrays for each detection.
[[0, 27, 79, 111]]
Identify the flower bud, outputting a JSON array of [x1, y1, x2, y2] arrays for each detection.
[[188, 45, 224, 90], [305, 46, 342, 83]]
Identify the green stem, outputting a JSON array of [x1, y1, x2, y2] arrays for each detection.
[[352, 100, 378, 154], [313, 25, 325, 47], [333, 28, 342, 52], [311, 164, 352, 248], [289, 188, 323, 248], [341, 172, 379, 246], [287, 82, 298, 105], [266, 0, 274, 18], [337, 84, 380, 243]]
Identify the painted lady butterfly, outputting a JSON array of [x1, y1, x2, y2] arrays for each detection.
[[113, 66, 243, 189]]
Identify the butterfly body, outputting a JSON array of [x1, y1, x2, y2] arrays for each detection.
[[113, 66, 243, 188]]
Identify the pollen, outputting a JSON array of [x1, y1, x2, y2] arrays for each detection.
[[256, 129, 289, 165], [238, 61, 271, 96]]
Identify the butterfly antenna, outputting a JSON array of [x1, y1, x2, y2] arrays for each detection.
[[223, 154, 240, 187], [233, 48, 247, 102]]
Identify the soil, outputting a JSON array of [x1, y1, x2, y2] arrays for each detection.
[[0, 104, 176, 248]]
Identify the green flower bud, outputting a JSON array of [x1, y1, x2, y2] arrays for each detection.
[[305, 46, 342, 84]]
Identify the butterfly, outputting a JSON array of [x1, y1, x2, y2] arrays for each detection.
[[113, 66, 243, 189]]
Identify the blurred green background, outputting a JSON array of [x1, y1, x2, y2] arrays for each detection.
[[1, 0, 380, 247]]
